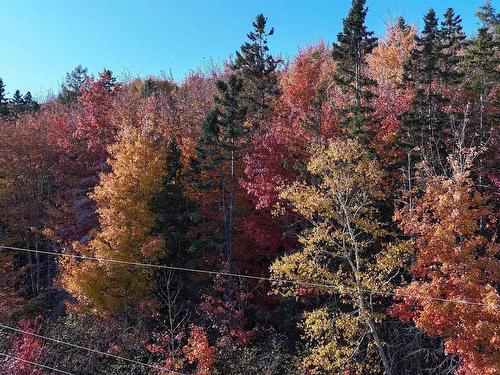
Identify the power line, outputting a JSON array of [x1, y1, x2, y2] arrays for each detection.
[[0, 323, 184, 375], [2, 245, 497, 308], [0, 351, 76, 375]]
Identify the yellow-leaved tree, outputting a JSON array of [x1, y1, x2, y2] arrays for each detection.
[[271, 139, 411, 375], [61, 127, 167, 313]]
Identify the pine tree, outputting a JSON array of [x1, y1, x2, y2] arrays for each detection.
[[58, 65, 89, 104], [331, 0, 378, 138], [232, 14, 281, 126], [191, 74, 247, 300]]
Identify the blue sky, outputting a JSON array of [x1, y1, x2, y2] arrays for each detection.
[[0, 0, 489, 100]]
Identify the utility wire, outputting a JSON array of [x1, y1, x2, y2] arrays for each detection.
[[2, 245, 498, 308], [0, 323, 184, 375], [0, 351, 76, 375]]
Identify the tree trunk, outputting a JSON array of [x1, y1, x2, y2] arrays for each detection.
[[226, 148, 236, 301], [35, 239, 40, 293]]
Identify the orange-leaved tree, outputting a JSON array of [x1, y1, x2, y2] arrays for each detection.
[[61, 127, 168, 313], [391, 150, 500, 375]]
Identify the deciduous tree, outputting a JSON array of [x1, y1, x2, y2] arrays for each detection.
[[391, 151, 500, 375], [61, 127, 167, 313], [271, 139, 411, 374]]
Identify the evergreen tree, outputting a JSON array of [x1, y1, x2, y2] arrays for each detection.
[[399, 9, 449, 173], [23, 92, 39, 113], [151, 138, 196, 260], [0, 78, 9, 118], [9, 90, 39, 116], [395, 15, 409, 31], [11, 90, 25, 115], [191, 74, 247, 300], [100, 69, 117, 93], [58, 65, 89, 104], [476, 0, 500, 37], [232, 14, 281, 126], [462, 18, 499, 188], [332, 0, 378, 138], [439, 8, 466, 84]]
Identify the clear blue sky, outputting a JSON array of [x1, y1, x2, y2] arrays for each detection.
[[0, 0, 489, 100]]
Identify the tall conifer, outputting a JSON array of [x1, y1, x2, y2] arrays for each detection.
[[332, 0, 378, 139], [440, 8, 466, 84], [152, 138, 196, 260], [58, 65, 89, 105], [399, 9, 449, 173], [191, 75, 247, 300], [232, 14, 281, 127]]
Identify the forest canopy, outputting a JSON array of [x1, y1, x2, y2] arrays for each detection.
[[0, 1, 499, 374]]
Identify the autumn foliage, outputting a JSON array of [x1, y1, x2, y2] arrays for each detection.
[[391, 153, 500, 374], [0, 2, 499, 374]]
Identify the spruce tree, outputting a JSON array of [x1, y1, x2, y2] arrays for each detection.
[[332, 0, 378, 139], [0, 78, 9, 118], [476, 0, 500, 37], [439, 8, 466, 84], [151, 138, 196, 260], [191, 74, 247, 301], [462, 20, 499, 187], [399, 9, 449, 173], [395, 15, 410, 32], [9, 90, 39, 116], [23, 92, 39, 113], [58, 65, 89, 104], [11, 90, 25, 115], [232, 14, 281, 126]]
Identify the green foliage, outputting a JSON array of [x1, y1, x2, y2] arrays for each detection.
[[9, 90, 39, 116], [462, 21, 499, 154], [476, 0, 500, 35], [232, 14, 281, 125], [398, 8, 465, 172], [440, 8, 466, 84], [191, 74, 248, 299], [58, 65, 89, 104], [332, 0, 378, 138], [151, 138, 197, 258], [1, 7, 498, 375], [0, 78, 8, 118]]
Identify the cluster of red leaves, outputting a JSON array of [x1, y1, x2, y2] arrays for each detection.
[[75, 70, 120, 172], [145, 330, 186, 374], [0, 317, 43, 375], [200, 293, 259, 345], [244, 43, 339, 211]]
